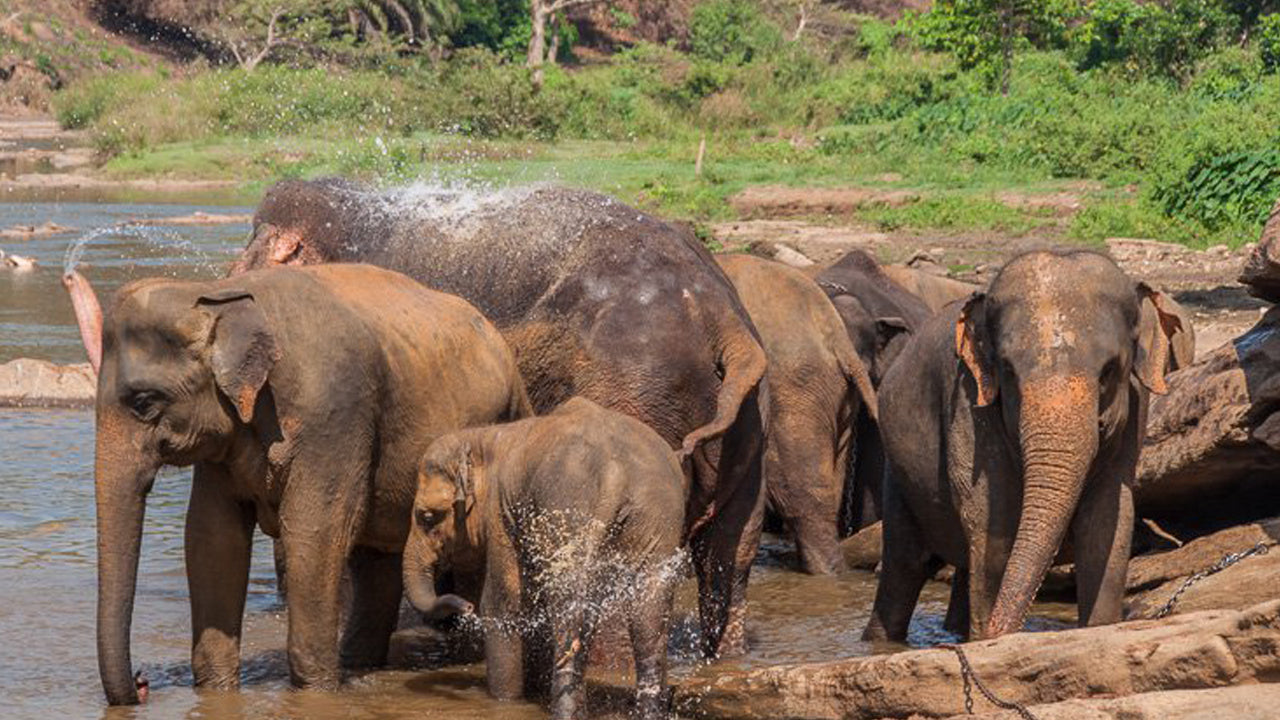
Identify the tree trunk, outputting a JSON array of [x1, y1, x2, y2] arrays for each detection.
[[527, 3, 549, 89], [546, 12, 561, 66]]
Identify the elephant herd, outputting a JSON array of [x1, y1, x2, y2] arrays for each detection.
[[63, 180, 1189, 718]]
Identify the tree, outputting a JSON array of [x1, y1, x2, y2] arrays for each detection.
[[906, 0, 1073, 93], [526, 0, 610, 88]]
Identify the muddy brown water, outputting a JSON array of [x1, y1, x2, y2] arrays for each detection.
[[0, 199, 1075, 718]]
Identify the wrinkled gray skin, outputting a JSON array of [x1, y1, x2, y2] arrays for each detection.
[[87, 264, 530, 705], [864, 251, 1184, 642], [716, 254, 878, 575], [233, 180, 766, 657], [812, 250, 933, 533], [403, 398, 687, 720], [881, 265, 979, 313]]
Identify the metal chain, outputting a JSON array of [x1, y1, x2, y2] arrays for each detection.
[[941, 643, 1040, 720], [817, 280, 848, 295], [1153, 541, 1274, 619]]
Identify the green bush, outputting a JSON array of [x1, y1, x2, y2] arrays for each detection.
[[1072, 0, 1233, 79], [1153, 148, 1280, 231], [1259, 14, 1280, 72], [688, 0, 782, 65]]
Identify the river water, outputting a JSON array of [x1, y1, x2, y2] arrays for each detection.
[[0, 199, 1073, 718]]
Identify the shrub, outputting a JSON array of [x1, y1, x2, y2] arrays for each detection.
[[1153, 148, 1280, 231], [1259, 13, 1280, 72], [1072, 0, 1234, 80], [688, 0, 782, 65]]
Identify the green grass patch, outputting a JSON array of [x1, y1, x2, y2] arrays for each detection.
[[858, 196, 1058, 234]]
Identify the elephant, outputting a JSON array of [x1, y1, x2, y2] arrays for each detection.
[[232, 179, 767, 657], [810, 250, 934, 534], [715, 254, 877, 574], [402, 397, 686, 720], [76, 264, 531, 705], [863, 250, 1184, 643], [881, 264, 980, 312]]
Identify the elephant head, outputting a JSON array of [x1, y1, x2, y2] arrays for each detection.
[[85, 276, 279, 705], [403, 434, 484, 621], [954, 251, 1182, 638], [230, 178, 361, 275]]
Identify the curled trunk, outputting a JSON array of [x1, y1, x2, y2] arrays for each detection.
[[987, 379, 1098, 637], [95, 408, 157, 705], [403, 530, 440, 614]]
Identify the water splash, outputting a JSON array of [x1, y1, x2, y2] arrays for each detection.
[[62, 224, 230, 277]]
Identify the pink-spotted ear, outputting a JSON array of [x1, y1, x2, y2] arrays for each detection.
[[955, 293, 998, 406], [267, 227, 305, 265], [1134, 282, 1183, 395]]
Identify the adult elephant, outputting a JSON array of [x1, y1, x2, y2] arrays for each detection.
[[864, 251, 1183, 642], [72, 264, 531, 705], [716, 254, 876, 575], [811, 250, 933, 534], [231, 179, 767, 657]]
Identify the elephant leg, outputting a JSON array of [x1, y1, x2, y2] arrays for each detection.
[[280, 470, 365, 690], [548, 592, 589, 720], [1073, 474, 1134, 627], [187, 463, 255, 689], [944, 567, 971, 638], [629, 573, 674, 720], [340, 546, 403, 668], [483, 537, 525, 701], [767, 406, 847, 575], [690, 391, 765, 658], [863, 472, 937, 642]]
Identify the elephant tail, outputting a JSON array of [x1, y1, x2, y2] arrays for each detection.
[[835, 336, 879, 423], [678, 322, 768, 460]]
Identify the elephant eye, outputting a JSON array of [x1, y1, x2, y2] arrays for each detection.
[[126, 389, 167, 423], [416, 508, 445, 529]]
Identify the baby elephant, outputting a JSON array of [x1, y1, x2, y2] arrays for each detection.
[[403, 397, 688, 720]]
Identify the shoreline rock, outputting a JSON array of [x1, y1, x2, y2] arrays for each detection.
[[0, 358, 95, 408]]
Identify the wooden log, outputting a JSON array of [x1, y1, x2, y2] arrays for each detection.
[[673, 600, 1280, 720], [956, 684, 1280, 720]]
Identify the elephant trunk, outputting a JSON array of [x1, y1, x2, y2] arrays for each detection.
[[402, 530, 441, 615], [62, 269, 103, 373], [986, 375, 1098, 638], [96, 408, 158, 705]]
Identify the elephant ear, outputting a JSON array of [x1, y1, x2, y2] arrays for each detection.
[[1134, 282, 1183, 395], [454, 443, 473, 505], [874, 316, 911, 352], [196, 289, 280, 424], [955, 293, 998, 407]]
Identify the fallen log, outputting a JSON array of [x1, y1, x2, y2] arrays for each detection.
[[956, 683, 1280, 720], [1135, 305, 1280, 530], [673, 600, 1280, 720], [0, 358, 96, 408]]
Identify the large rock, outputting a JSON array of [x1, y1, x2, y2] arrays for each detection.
[[957, 684, 1280, 720], [1136, 306, 1280, 529], [1238, 197, 1280, 303], [673, 600, 1280, 720], [0, 358, 95, 408]]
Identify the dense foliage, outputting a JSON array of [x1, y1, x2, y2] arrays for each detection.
[[43, 0, 1280, 246]]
